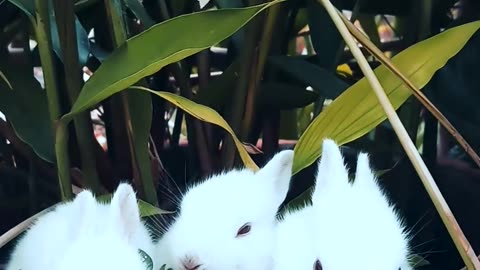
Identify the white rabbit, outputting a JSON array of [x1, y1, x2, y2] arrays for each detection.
[[274, 139, 413, 270], [6, 183, 156, 270], [155, 150, 295, 270]]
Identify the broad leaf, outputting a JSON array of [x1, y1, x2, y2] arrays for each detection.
[[306, 0, 343, 70], [0, 56, 55, 163], [268, 55, 349, 99], [9, 0, 92, 66], [258, 82, 318, 110], [67, 1, 284, 115], [215, 0, 246, 52], [129, 87, 259, 171], [125, 0, 155, 28], [292, 21, 480, 176]]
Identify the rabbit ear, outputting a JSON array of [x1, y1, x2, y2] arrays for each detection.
[[353, 153, 376, 187], [257, 150, 294, 207], [352, 153, 385, 196], [71, 189, 97, 236], [312, 139, 349, 204], [109, 183, 142, 242]]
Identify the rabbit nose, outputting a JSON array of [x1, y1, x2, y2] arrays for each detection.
[[181, 256, 202, 270]]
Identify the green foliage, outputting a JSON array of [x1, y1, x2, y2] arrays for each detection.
[[67, 1, 283, 115], [0, 0, 478, 267], [292, 20, 480, 176], [0, 54, 55, 163]]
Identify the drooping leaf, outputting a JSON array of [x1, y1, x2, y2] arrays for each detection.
[[0, 57, 55, 163], [67, 1, 284, 115], [128, 87, 259, 171], [268, 55, 349, 99], [292, 21, 480, 176]]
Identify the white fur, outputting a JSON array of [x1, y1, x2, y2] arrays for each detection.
[[274, 139, 412, 270], [156, 150, 294, 270], [6, 183, 156, 270]]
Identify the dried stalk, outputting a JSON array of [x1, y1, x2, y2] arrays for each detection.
[[318, 0, 480, 268], [336, 10, 480, 168], [0, 205, 54, 248]]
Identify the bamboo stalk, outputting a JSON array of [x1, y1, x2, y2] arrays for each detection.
[[318, 0, 480, 268], [0, 205, 54, 249], [240, 2, 283, 140], [34, 0, 72, 200], [103, 0, 158, 205], [52, 0, 101, 193]]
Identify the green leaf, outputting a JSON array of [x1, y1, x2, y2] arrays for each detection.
[[258, 82, 318, 110], [9, 0, 91, 66], [124, 0, 155, 28], [7, 0, 34, 22], [49, 8, 91, 66], [194, 58, 241, 111], [306, 0, 343, 70], [292, 8, 308, 36], [215, 0, 246, 51], [0, 57, 55, 163], [97, 194, 171, 217], [126, 90, 158, 205], [67, 1, 284, 115], [409, 254, 430, 267], [268, 55, 349, 99], [194, 61, 317, 111], [128, 87, 259, 171], [292, 21, 480, 176]]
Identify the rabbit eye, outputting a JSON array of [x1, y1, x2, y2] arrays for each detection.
[[236, 222, 251, 237], [314, 259, 323, 270]]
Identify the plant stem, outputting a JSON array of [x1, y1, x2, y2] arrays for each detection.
[[221, 6, 266, 169], [241, 3, 282, 140], [52, 0, 101, 193], [337, 11, 480, 168], [34, 0, 72, 200], [157, 0, 213, 175], [318, 0, 480, 268], [104, 0, 158, 205]]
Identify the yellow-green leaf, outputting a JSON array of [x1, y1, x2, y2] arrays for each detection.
[[130, 87, 259, 171], [66, 1, 284, 116], [0, 71, 12, 89], [292, 21, 480, 175]]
